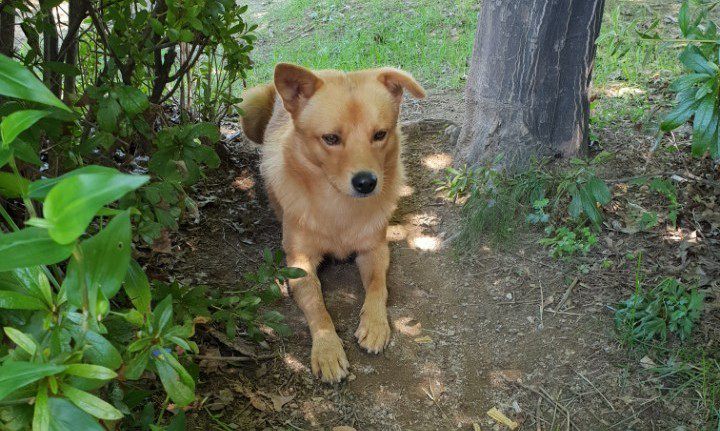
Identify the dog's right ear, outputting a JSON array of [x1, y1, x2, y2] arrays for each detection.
[[274, 63, 323, 114]]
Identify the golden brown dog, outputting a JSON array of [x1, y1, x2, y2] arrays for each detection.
[[240, 63, 425, 382]]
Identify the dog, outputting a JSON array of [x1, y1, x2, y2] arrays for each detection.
[[240, 63, 425, 382]]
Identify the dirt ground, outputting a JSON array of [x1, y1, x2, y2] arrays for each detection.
[[160, 99, 719, 430], [144, 2, 720, 430]]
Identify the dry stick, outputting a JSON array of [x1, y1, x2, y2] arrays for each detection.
[[608, 397, 660, 430], [517, 383, 578, 431], [575, 371, 615, 412], [513, 251, 555, 269], [555, 277, 579, 312], [539, 279, 544, 328], [193, 353, 275, 362]]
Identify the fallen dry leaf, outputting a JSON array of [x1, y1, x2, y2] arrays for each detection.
[[414, 335, 433, 344], [233, 384, 273, 412], [258, 390, 295, 412], [489, 369, 523, 388], [487, 407, 519, 430]]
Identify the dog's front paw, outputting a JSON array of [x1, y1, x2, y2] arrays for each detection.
[[311, 329, 349, 383], [355, 306, 391, 354]]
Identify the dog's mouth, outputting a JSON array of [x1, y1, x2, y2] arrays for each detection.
[[351, 190, 377, 199]]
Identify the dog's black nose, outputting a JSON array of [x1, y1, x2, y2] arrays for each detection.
[[351, 171, 377, 195]]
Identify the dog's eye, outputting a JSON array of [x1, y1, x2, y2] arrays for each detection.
[[322, 134, 340, 146], [373, 130, 387, 141]]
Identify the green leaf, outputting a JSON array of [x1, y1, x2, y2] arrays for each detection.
[[166, 410, 186, 431], [76, 330, 122, 370], [43, 170, 148, 244], [153, 354, 195, 407], [0, 54, 70, 111], [585, 177, 611, 205], [4, 327, 38, 355], [578, 186, 602, 226], [0, 361, 66, 400], [568, 186, 581, 219], [64, 364, 117, 381], [28, 165, 118, 200], [0, 290, 46, 310], [115, 86, 149, 116], [64, 212, 132, 317], [60, 383, 123, 420], [13, 138, 42, 165], [33, 382, 50, 431], [0, 227, 75, 271], [679, 1, 690, 36], [661, 89, 699, 132], [0, 146, 11, 167], [124, 259, 152, 314], [0, 267, 51, 303], [279, 267, 307, 279], [0, 171, 29, 198], [692, 93, 717, 157], [153, 294, 174, 334], [1, 110, 50, 147], [41, 61, 80, 77], [96, 96, 121, 133], [123, 348, 150, 380], [47, 397, 104, 431], [679, 45, 718, 75]]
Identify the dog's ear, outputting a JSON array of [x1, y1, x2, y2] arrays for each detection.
[[377, 68, 426, 100], [274, 63, 323, 114]]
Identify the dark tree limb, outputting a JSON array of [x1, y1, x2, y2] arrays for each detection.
[[41, 1, 61, 96], [0, 1, 14, 57], [455, 0, 605, 171]]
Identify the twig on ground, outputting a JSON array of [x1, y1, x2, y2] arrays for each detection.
[[539, 280, 545, 328], [555, 277, 579, 311], [513, 251, 555, 269], [193, 354, 275, 362], [516, 383, 578, 431], [575, 371, 615, 411]]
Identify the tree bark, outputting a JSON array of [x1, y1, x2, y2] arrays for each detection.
[[41, 2, 61, 96], [0, 2, 14, 57], [455, 0, 605, 171]]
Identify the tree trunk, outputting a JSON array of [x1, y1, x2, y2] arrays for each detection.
[[455, 0, 605, 170], [0, 3, 14, 57], [41, 2, 61, 96]]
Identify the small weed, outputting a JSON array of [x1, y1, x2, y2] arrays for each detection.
[[649, 177, 681, 226], [539, 226, 598, 258], [435, 164, 478, 202], [615, 278, 704, 345], [526, 198, 550, 225], [650, 346, 720, 425], [153, 248, 305, 342], [451, 153, 612, 248]]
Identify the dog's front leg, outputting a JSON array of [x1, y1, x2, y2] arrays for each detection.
[[286, 252, 349, 382], [354, 241, 391, 353]]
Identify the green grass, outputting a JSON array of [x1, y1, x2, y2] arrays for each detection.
[[246, 0, 478, 89], [593, 2, 682, 131]]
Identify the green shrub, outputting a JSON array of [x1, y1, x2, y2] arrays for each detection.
[[539, 225, 598, 258], [0, 54, 301, 430], [659, 0, 720, 160], [442, 153, 612, 246], [615, 278, 704, 345]]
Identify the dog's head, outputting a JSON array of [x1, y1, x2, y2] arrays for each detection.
[[274, 63, 425, 198]]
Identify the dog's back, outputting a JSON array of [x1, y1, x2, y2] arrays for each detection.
[[239, 83, 276, 144]]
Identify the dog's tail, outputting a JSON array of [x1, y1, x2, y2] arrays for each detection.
[[239, 83, 276, 144]]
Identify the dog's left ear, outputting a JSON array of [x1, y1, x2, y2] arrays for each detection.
[[377, 68, 426, 99]]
